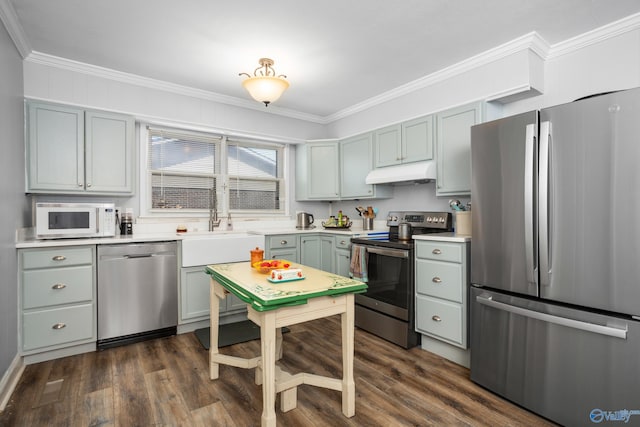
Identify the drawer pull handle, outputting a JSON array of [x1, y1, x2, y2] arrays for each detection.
[[432, 277, 442, 283], [432, 249, 442, 255], [432, 315, 442, 322], [52, 283, 67, 290], [52, 255, 67, 261], [340, 240, 347, 245], [280, 240, 287, 245], [52, 323, 66, 330]]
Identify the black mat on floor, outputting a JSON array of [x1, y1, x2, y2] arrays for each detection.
[[195, 320, 289, 349]]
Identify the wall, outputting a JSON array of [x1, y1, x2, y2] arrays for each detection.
[[0, 19, 26, 399]]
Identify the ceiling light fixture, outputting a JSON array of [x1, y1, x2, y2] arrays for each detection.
[[239, 58, 289, 107]]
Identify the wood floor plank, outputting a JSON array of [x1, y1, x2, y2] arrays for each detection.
[[75, 387, 115, 427], [144, 369, 191, 425], [111, 344, 154, 426], [0, 315, 558, 427]]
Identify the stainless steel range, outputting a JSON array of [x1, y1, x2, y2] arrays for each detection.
[[350, 211, 452, 348]]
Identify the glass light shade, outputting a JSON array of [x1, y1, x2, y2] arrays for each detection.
[[242, 76, 290, 105]]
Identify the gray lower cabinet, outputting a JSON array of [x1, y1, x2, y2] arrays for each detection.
[[19, 246, 96, 354], [179, 266, 245, 323], [435, 102, 483, 196], [300, 234, 335, 272], [265, 234, 299, 262], [26, 101, 135, 195], [415, 240, 470, 348], [334, 235, 351, 277]]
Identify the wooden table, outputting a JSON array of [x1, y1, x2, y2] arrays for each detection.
[[205, 261, 367, 427]]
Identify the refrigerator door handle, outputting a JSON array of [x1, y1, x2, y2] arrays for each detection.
[[524, 123, 537, 287], [539, 121, 551, 288], [476, 294, 628, 339]]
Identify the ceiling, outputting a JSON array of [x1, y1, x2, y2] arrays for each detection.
[[7, 0, 640, 120]]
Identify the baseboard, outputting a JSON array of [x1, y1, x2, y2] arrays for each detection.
[[0, 354, 25, 412]]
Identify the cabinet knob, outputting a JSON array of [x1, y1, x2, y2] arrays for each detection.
[[52, 283, 67, 290], [432, 315, 442, 322], [280, 240, 287, 245], [52, 255, 66, 261], [78, 183, 83, 187], [340, 240, 347, 245], [87, 183, 92, 187], [52, 323, 66, 330], [432, 277, 442, 284], [432, 249, 442, 255]]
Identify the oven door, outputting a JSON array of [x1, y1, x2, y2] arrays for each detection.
[[353, 245, 412, 321]]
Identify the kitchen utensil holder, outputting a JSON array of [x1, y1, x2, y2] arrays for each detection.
[[363, 217, 374, 230], [455, 211, 472, 235]]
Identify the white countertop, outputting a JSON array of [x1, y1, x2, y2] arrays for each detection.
[[413, 232, 471, 243], [15, 226, 390, 248]]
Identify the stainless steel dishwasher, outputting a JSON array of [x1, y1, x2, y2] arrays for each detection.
[[97, 241, 178, 349]]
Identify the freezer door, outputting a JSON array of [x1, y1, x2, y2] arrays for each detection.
[[470, 111, 538, 296], [470, 287, 640, 427], [539, 88, 640, 316]]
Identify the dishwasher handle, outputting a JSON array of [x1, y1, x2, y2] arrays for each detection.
[[124, 253, 154, 259]]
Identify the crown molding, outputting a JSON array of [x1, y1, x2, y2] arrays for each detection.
[[25, 51, 327, 124], [325, 32, 550, 123], [0, 0, 31, 58], [17, 11, 640, 125]]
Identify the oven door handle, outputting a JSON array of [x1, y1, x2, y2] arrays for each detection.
[[365, 246, 409, 258]]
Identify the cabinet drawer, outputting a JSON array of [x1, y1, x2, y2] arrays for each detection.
[[23, 304, 94, 351], [416, 241, 462, 263], [415, 260, 462, 302], [22, 247, 93, 269], [267, 235, 297, 249], [23, 265, 93, 309], [334, 235, 351, 250], [416, 295, 462, 345]]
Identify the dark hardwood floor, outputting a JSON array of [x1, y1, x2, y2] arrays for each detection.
[[0, 316, 556, 426]]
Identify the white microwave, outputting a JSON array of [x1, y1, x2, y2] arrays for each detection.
[[35, 202, 117, 239]]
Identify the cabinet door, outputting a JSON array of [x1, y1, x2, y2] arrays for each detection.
[[85, 111, 135, 194], [403, 115, 433, 163], [340, 133, 374, 199], [320, 235, 335, 272], [335, 248, 351, 277], [27, 103, 84, 192], [307, 142, 340, 199], [299, 235, 321, 269], [436, 102, 483, 196], [180, 267, 211, 321], [374, 124, 402, 167]]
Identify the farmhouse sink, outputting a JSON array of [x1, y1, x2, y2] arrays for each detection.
[[181, 232, 264, 267]]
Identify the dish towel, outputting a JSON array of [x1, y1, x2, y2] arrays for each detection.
[[349, 244, 368, 283]]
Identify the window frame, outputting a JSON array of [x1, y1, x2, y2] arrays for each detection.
[[139, 124, 290, 220]]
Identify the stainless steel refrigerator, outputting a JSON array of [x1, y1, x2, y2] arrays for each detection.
[[470, 88, 640, 427]]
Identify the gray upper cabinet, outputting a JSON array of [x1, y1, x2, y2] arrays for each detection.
[[436, 102, 483, 196], [375, 115, 433, 167], [295, 140, 340, 200], [340, 132, 391, 200], [26, 102, 135, 195]]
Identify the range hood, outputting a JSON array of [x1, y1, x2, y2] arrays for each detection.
[[365, 161, 437, 184]]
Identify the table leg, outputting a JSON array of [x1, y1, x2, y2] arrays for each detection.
[[260, 311, 277, 427], [341, 293, 356, 417], [209, 279, 222, 380], [276, 327, 284, 360]]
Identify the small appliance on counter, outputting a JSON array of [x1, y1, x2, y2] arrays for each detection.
[[35, 202, 116, 239], [296, 212, 315, 229]]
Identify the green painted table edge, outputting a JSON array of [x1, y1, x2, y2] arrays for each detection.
[[204, 264, 367, 312]]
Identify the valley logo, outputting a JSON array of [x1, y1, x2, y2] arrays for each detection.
[[590, 408, 640, 423]]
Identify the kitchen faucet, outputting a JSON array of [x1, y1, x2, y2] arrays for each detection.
[[209, 187, 221, 231]]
